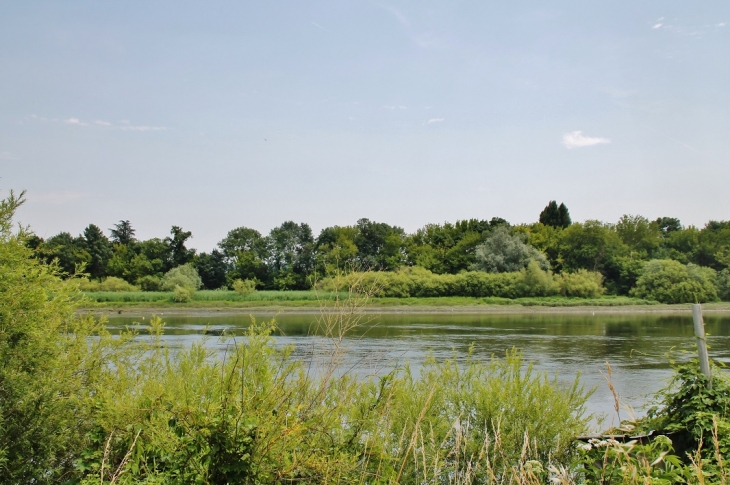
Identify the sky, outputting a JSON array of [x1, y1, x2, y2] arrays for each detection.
[[1, 1, 728, 251]]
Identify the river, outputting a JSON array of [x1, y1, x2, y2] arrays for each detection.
[[106, 310, 730, 431]]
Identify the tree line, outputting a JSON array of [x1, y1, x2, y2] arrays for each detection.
[[27, 201, 730, 302]]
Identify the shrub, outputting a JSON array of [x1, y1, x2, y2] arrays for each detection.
[[518, 260, 558, 296], [0, 191, 110, 482], [137, 274, 162, 291], [557, 269, 606, 298], [172, 284, 194, 302], [631, 259, 718, 303], [232, 278, 257, 295], [79, 276, 139, 292], [160, 263, 202, 292]]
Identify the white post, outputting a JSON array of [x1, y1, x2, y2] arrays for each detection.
[[692, 304, 712, 388]]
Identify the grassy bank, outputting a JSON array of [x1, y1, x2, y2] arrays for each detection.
[[79, 290, 660, 309]]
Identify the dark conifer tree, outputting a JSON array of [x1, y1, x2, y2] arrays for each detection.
[[82, 224, 112, 280], [110, 220, 136, 245], [539, 201, 571, 228], [557, 203, 571, 228]]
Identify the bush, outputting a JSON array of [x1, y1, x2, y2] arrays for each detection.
[[518, 260, 558, 296], [316, 266, 609, 299], [79, 276, 139, 292], [631, 259, 718, 303], [160, 263, 202, 292], [232, 278, 257, 295], [172, 284, 193, 303], [557, 269, 606, 298], [137, 274, 162, 291]]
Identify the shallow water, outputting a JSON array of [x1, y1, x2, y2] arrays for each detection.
[[105, 311, 730, 431]]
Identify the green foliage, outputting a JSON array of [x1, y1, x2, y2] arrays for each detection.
[[81, 223, 113, 279], [165, 225, 196, 268], [631, 259, 718, 303], [0, 190, 112, 482], [137, 274, 162, 291], [615, 214, 662, 257], [472, 226, 549, 273], [160, 263, 202, 292], [638, 360, 730, 468], [172, 284, 194, 302], [539, 200, 571, 228], [354, 218, 405, 271], [110, 219, 136, 245], [717, 268, 730, 301], [232, 278, 257, 295], [78, 276, 140, 292], [519, 260, 558, 296], [317, 266, 608, 300], [576, 434, 687, 484], [194, 249, 228, 289], [556, 269, 606, 298]]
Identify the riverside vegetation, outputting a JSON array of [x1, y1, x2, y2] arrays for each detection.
[[4, 189, 730, 483], [26, 199, 730, 305]]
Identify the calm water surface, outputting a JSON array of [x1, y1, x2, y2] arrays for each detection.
[[106, 311, 730, 431]]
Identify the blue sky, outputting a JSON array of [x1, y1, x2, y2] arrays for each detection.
[[1, 1, 728, 251]]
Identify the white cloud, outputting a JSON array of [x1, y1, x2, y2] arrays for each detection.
[[94, 120, 112, 126], [64, 117, 88, 126], [562, 131, 610, 149], [425, 118, 445, 125], [719, 22, 726, 27], [652, 23, 663, 29], [119, 125, 167, 132]]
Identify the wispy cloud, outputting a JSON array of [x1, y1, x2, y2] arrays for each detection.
[[719, 22, 726, 28], [65, 117, 88, 126], [310, 21, 330, 33], [26, 115, 166, 132], [652, 23, 663, 29], [424, 118, 445, 125], [33, 191, 85, 205], [381, 5, 410, 28], [562, 131, 610, 149]]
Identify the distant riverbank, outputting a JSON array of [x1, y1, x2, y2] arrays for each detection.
[[78, 296, 730, 318]]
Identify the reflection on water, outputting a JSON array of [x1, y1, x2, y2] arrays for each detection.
[[105, 312, 730, 431]]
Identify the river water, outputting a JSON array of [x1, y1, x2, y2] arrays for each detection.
[[106, 310, 730, 431]]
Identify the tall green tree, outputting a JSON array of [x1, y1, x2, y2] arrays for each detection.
[[539, 201, 571, 228], [195, 250, 228, 290], [267, 221, 315, 290], [110, 220, 136, 245], [40, 232, 90, 276], [615, 214, 662, 258], [354, 218, 405, 271], [165, 225, 196, 269], [218, 227, 270, 286], [81, 224, 112, 280]]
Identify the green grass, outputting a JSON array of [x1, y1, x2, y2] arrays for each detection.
[[80, 290, 659, 309]]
